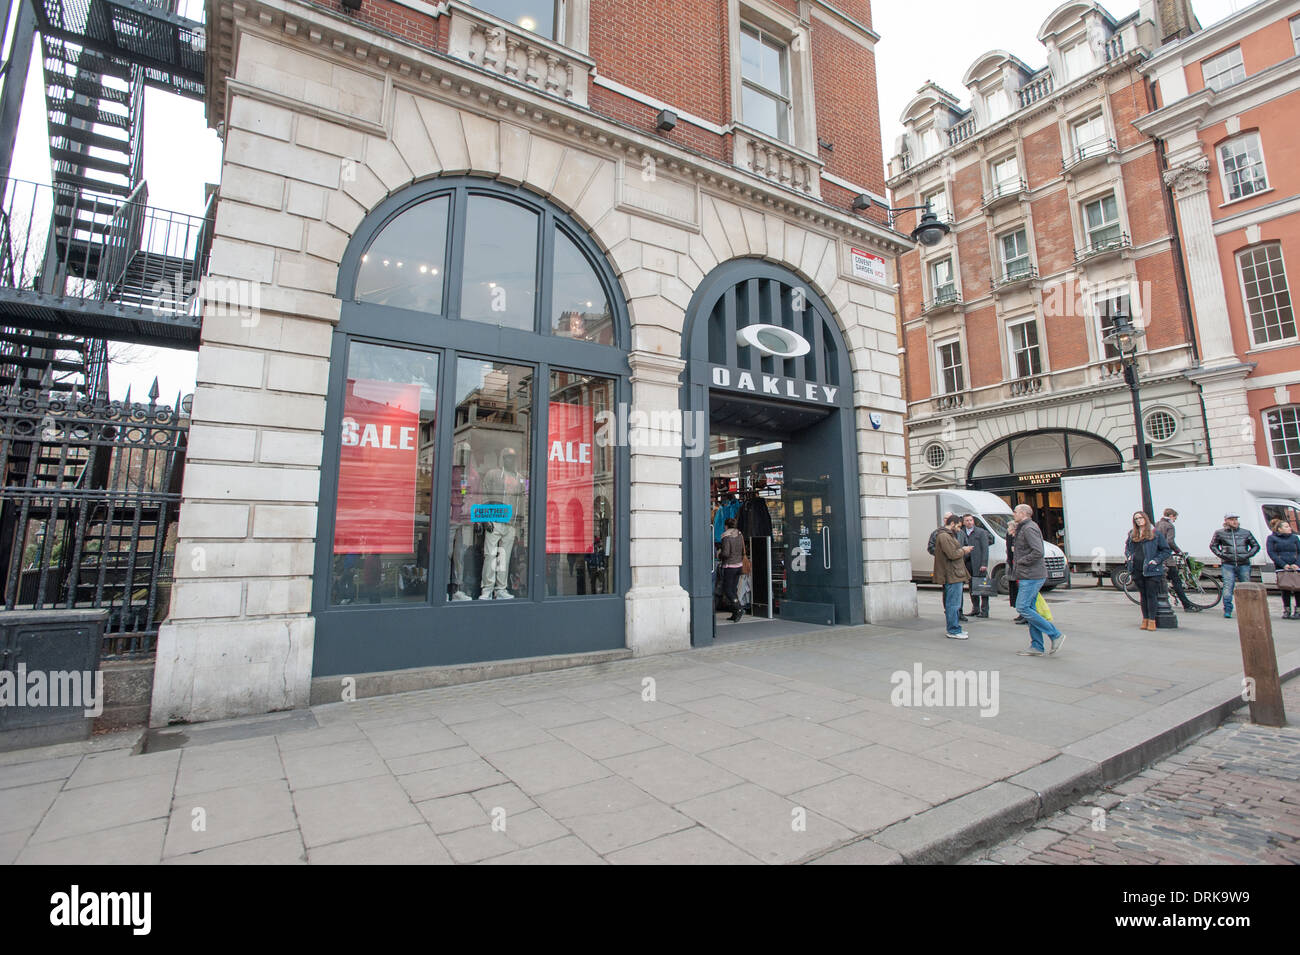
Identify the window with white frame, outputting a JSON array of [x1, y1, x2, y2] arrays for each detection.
[[1083, 193, 1122, 250], [990, 154, 1020, 196], [1201, 46, 1246, 92], [1219, 134, 1268, 202], [1061, 41, 1095, 81], [471, 1, 562, 40], [922, 186, 950, 223], [1007, 318, 1043, 378], [936, 338, 965, 394], [1095, 292, 1131, 359], [1070, 113, 1108, 161], [986, 89, 1012, 123], [1001, 229, 1032, 280], [919, 128, 941, 159], [1266, 406, 1300, 475], [740, 23, 791, 141], [1237, 243, 1297, 345], [1291, 16, 1300, 55], [930, 257, 956, 302]]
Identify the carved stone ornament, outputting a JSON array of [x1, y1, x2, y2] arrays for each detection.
[[1162, 157, 1211, 198]]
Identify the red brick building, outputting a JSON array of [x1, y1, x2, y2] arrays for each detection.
[[885, 0, 1209, 544], [1136, 0, 1300, 475]]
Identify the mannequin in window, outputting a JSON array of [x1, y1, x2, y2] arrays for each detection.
[[479, 446, 526, 599], [449, 441, 480, 601]]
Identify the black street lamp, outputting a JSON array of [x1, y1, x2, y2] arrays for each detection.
[[1104, 310, 1178, 630], [856, 196, 951, 247]]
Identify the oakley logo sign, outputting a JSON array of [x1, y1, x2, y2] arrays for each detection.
[[736, 324, 811, 358], [711, 367, 838, 405]]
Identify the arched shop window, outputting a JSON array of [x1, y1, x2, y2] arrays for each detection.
[[314, 178, 629, 674]]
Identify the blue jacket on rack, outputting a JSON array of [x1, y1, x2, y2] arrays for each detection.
[[713, 498, 740, 542]]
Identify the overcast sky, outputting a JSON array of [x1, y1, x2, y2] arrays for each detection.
[[5, 0, 1255, 401]]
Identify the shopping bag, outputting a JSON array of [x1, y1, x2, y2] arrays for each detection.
[[1034, 592, 1054, 622], [970, 575, 995, 596]]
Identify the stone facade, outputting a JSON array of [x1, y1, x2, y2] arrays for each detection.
[[151, 0, 915, 724]]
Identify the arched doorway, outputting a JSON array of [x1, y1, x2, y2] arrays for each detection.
[[312, 177, 630, 676], [681, 260, 864, 645], [967, 430, 1123, 546]]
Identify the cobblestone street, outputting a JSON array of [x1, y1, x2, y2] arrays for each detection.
[[965, 679, 1300, 865]]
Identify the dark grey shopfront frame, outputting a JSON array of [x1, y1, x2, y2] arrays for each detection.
[[312, 178, 631, 677], [680, 259, 866, 646]]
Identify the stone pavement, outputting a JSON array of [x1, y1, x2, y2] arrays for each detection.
[[963, 676, 1300, 865], [2, 585, 1298, 865]]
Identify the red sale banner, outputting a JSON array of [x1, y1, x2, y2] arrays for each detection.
[[546, 401, 594, 554], [333, 380, 422, 554]]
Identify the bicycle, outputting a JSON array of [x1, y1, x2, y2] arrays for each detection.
[[1119, 554, 1222, 610]]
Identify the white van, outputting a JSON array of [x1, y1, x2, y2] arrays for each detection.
[[908, 489, 1070, 592]]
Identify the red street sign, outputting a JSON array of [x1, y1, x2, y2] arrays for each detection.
[[334, 379, 422, 554]]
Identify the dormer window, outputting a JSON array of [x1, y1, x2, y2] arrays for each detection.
[[919, 128, 941, 159], [1061, 41, 1095, 82], [986, 89, 1012, 123]]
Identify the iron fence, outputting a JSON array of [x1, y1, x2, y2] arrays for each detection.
[[0, 386, 190, 657]]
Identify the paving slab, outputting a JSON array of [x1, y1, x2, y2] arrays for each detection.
[[307, 824, 451, 865], [164, 779, 297, 857]]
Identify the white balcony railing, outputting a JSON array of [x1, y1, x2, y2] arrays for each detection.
[[732, 127, 822, 198]]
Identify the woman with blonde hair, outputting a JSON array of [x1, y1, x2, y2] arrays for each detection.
[[1125, 511, 1172, 630]]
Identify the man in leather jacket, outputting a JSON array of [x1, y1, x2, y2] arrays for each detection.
[[1210, 513, 1260, 619]]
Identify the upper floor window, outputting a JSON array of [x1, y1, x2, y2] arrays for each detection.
[[1202, 46, 1246, 92], [922, 187, 949, 222], [1095, 292, 1131, 359], [1061, 41, 1095, 81], [740, 23, 791, 141], [1219, 133, 1268, 202], [1071, 112, 1108, 159], [470, 1, 559, 39], [1001, 229, 1032, 280], [1237, 244, 1297, 346], [930, 257, 956, 301], [1291, 16, 1300, 55], [919, 128, 941, 159], [1266, 406, 1300, 475], [1007, 319, 1043, 378], [936, 339, 965, 394], [1082, 193, 1122, 249], [986, 89, 1012, 123]]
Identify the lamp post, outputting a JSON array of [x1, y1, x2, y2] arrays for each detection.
[[855, 196, 952, 247], [1104, 311, 1178, 629]]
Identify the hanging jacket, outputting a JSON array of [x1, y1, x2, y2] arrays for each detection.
[[713, 498, 740, 542], [738, 496, 773, 538], [1266, 531, 1300, 570], [1209, 526, 1260, 565], [1125, 532, 1172, 578]]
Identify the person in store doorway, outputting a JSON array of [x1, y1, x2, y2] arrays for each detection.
[[478, 446, 526, 600], [933, 514, 972, 640], [1012, 503, 1066, 656], [1210, 512, 1260, 619], [1266, 519, 1300, 620], [961, 513, 994, 619], [1154, 507, 1199, 612], [718, 517, 746, 623], [1125, 511, 1172, 631]]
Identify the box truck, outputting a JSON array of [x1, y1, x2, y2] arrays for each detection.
[[909, 489, 1069, 592], [1059, 465, 1300, 586]]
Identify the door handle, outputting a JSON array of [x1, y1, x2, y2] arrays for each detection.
[[822, 526, 831, 570]]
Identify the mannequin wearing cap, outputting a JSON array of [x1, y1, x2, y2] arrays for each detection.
[[479, 446, 526, 600]]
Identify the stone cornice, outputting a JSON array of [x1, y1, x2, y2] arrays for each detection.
[[209, 0, 911, 255], [1136, 56, 1300, 141]]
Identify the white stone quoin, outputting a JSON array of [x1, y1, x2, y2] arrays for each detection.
[[152, 0, 916, 724]]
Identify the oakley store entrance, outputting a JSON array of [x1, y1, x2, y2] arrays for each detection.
[[312, 178, 631, 677], [682, 261, 865, 645]]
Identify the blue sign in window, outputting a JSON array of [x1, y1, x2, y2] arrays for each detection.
[[471, 504, 513, 523]]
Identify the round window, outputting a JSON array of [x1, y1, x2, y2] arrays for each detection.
[[924, 442, 947, 469], [1145, 410, 1178, 442]]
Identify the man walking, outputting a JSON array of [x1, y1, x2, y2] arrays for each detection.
[[1154, 508, 1199, 613], [933, 513, 973, 640], [1011, 503, 1066, 656], [1210, 512, 1260, 619], [962, 514, 994, 618]]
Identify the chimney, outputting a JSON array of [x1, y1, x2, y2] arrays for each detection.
[[1156, 0, 1201, 43]]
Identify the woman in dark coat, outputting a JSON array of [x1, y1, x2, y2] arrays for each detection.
[[1125, 511, 1172, 631], [1266, 519, 1300, 619]]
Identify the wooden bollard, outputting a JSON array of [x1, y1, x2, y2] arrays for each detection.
[[1233, 583, 1286, 727]]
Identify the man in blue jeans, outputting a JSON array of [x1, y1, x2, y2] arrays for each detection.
[[932, 513, 972, 639], [1010, 504, 1066, 656], [1210, 512, 1260, 618]]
